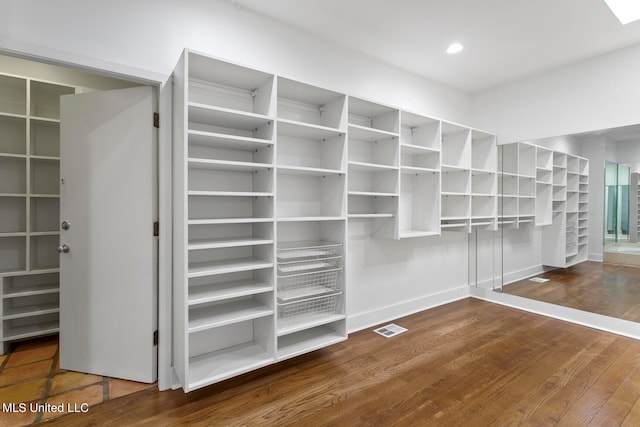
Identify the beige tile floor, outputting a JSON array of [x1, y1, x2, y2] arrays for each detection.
[[0, 335, 155, 426]]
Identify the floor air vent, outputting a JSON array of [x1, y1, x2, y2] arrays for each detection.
[[373, 323, 407, 338], [529, 277, 550, 283]]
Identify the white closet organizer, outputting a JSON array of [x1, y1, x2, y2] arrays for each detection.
[[275, 77, 347, 360], [441, 122, 472, 232], [498, 142, 540, 229], [470, 130, 497, 231], [399, 111, 441, 238], [632, 173, 640, 243], [173, 51, 277, 391], [347, 97, 399, 239], [0, 73, 75, 353], [540, 151, 589, 268]]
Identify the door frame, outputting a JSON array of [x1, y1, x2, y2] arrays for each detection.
[[0, 47, 173, 391]]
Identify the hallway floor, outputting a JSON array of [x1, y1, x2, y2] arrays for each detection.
[[0, 335, 155, 426]]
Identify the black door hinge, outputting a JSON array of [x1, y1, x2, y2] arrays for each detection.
[[153, 112, 159, 128], [153, 330, 158, 346], [153, 221, 159, 237]]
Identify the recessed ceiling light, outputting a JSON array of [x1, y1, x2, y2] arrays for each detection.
[[446, 43, 464, 54], [603, 0, 640, 25]]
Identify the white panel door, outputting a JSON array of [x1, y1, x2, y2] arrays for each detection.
[[59, 86, 157, 383]]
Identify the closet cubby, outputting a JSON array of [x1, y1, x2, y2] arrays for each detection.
[[349, 97, 399, 134], [471, 130, 496, 171], [536, 183, 553, 225], [471, 195, 497, 218], [441, 194, 470, 219], [0, 157, 27, 194], [0, 197, 27, 234], [30, 81, 74, 120], [0, 237, 27, 273], [348, 125, 398, 168], [278, 78, 346, 131], [0, 75, 26, 115], [29, 235, 59, 271], [277, 172, 345, 219], [277, 320, 345, 361], [472, 171, 497, 195], [188, 104, 274, 143], [2, 312, 59, 343], [2, 291, 59, 321], [499, 144, 518, 175], [400, 146, 439, 170], [348, 194, 396, 218], [399, 171, 440, 237], [518, 143, 535, 178], [30, 120, 60, 158], [499, 196, 518, 218], [442, 168, 470, 194], [188, 166, 272, 195], [441, 122, 471, 169], [518, 197, 535, 217], [536, 168, 552, 184], [188, 195, 273, 223], [536, 146, 553, 171], [553, 151, 567, 168], [348, 168, 398, 195], [30, 159, 59, 195], [400, 112, 439, 150], [0, 116, 26, 155], [277, 121, 345, 172], [30, 197, 59, 233], [519, 177, 535, 198]]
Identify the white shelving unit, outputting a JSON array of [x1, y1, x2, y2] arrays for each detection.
[[173, 50, 348, 392], [346, 97, 399, 237], [541, 151, 589, 268], [276, 77, 347, 360], [173, 51, 277, 392], [0, 73, 76, 352], [470, 130, 497, 231], [398, 111, 440, 238], [535, 145, 553, 226], [441, 122, 472, 232], [631, 173, 640, 243]]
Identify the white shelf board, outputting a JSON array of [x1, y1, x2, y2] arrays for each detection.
[[188, 190, 274, 198], [0, 232, 27, 238], [400, 143, 438, 154], [348, 123, 398, 141], [188, 218, 273, 225], [2, 302, 60, 320], [30, 116, 59, 123], [188, 158, 273, 172], [277, 216, 345, 222], [399, 230, 440, 238], [471, 168, 496, 174], [3, 283, 59, 299], [441, 164, 470, 172], [441, 191, 469, 196], [188, 258, 273, 278], [30, 155, 59, 161], [2, 321, 59, 341], [188, 299, 273, 333], [188, 279, 272, 306], [348, 191, 397, 197], [277, 313, 345, 337], [277, 325, 346, 361], [277, 118, 343, 135], [188, 129, 273, 150], [277, 165, 344, 176], [188, 102, 273, 130], [0, 153, 27, 159], [278, 119, 344, 140], [29, 194, 60, 199], [400, 166, 438, 174], [188, 342, 273, 391], [348, 213, 394, 219], [188, 237, 273, 251], [29, 231, 59, 237], [348, 161, 397, 172], [0, 193, 27, 197]]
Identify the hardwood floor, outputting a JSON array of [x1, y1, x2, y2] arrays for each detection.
[[43, 298, 640, 426], [503, 261, 640, 322]]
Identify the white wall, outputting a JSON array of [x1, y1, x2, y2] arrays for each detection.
[[0, 0, 476, 332], [472, 43, 640, 144]]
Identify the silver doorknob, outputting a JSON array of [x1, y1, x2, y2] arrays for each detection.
[[61, 221, 71, 230], [57, 244, 70, 254]]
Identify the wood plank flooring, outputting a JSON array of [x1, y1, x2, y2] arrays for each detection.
[[43, 298, 640, 426], [503, 261, 640, 322]]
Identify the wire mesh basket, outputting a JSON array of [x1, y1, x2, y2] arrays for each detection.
[[277, 292, 342, 327], [277, 255, 342, 275], [277, 241, 342, 261], [277, 267, 341, 303]]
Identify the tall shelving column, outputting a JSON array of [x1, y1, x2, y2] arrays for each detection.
[[498, 143, 519, 228], [347, 97, 399, 239], [577, 157, 589, 257], [517, 143, 536, 228], [0, 74, 75, 353], [398, 111, 441, 238], [632, 172, 640, 243], [535, 145, 553, 226], [275, 78, 347, 361], [541, 151, 568, 267], [565, 154, 580, 264], [441, 122, 472, 232], [173, 51, 277, 391], [470, 130, 497, 231]]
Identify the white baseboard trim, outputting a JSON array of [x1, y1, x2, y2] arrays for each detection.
[[502, 265, 546, 286], [470, 287, 640, 340], [589, 253, 603, 262], [476, 277, 502, 290], [347, 286, 470, 334]]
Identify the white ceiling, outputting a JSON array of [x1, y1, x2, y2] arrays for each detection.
[[232, 0, 640, 93]]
